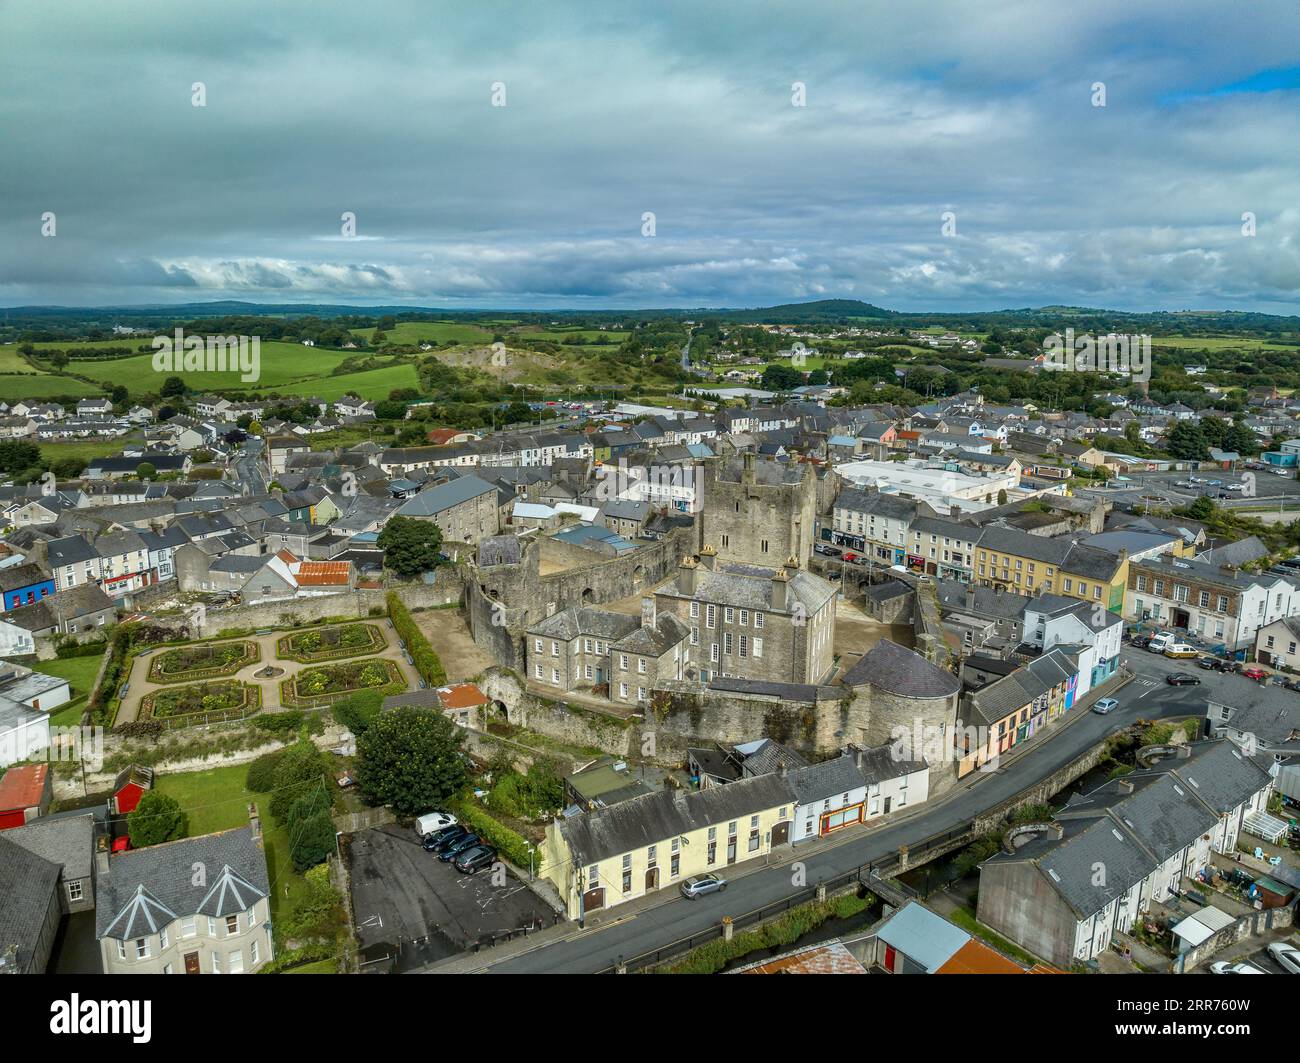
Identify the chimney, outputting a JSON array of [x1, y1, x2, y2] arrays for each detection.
[[1049, 822, 1064, 840], [776, 760, 788, 778], [742, 450, 756, 483], [965, 583, 976, 610], [1117, 778, 1134, 794], [771, 567, 790, 611], [950, 504, 961, 518], [698, 544, 717, 571], [679, 556, 698, 595], [1176, 744, 1191, 759], [783, 555, 800, 580], [640, 596, 656, 629], [95, 832, 110, 878], [248, 802, 264, 848]]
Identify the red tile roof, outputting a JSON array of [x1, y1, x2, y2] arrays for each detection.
[[438, 683, 490, 710], [0, 764, 49, 812], [295, 561, 351, 586]]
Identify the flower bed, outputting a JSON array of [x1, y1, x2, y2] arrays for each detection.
[[275, 623, 386, 663], [147, 640, 260, 684], [279, 658, 404, 707], [137, 680, 261, 727]]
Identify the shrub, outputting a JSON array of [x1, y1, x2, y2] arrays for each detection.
[[448, 799, 533, 869], [331, 690, 385, 735], [113, 720, 163, 740], [387, 593, 446, 686], [246, 751, 286, 793], [254, 710, 306, 736], [268, 739, 333, 823], [287, 795, 337, 871], [127, 791, 188, 848]]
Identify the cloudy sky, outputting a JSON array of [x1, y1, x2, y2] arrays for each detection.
[[4, 0, 1300, 311]]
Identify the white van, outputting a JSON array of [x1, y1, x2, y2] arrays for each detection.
[[416, 812, 457, 837], [1147, 632, 1175, 653], [1164, 642, 1198, 659]]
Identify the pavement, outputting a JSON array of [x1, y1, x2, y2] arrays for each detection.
[[419, 653, 1217, 975]]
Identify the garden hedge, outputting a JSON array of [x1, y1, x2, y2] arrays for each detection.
[[387, 592, 446, 686]]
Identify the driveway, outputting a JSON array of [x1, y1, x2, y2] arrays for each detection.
[[347, 824, 555, 970]]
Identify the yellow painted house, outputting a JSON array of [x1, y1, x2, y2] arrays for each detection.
[[542, 773, 795, 920], [973, 525, 1129, 612]]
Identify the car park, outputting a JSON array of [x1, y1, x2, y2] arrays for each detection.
[[680, 873, 728, 898], [1267, 941, 1300, 974], [1091, 697, 1119, 715], [1165, 672, 1201, 686], [453, 845, 499, 874], [439, 832, 484, 861]]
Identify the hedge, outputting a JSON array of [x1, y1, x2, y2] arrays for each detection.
[[661, 891, 874, 974], [447, 799, 534, 870], [387, 592, 446, 686], [56, 639, 108, 659]]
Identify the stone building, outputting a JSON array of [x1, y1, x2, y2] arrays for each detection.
[[396, 474, 501, 545], [609, 601, 692, 706], [699, 452, 817, 568], [527, 607, 639, 691], [841, 639, 961, 757], [653, 547, 837, 685]]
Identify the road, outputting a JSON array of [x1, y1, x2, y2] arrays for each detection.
[[480, 647, 1237, 973], [234, 438, 267, 495]]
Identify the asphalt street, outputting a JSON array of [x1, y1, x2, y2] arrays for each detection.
[[482, 646, 1242, 973]]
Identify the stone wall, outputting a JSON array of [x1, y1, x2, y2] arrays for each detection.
[[1180, 905, 1295, 972], [197, 571, 467, 636]]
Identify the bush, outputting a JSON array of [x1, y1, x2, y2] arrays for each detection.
[[387, 593, 446, 686], [268, 739, 333, 823], [113, 720, 163, 740], [127, 791, 189, 848], [287, 795, 337, 871], [254, 710, 307, 736], [356, 707, 466, 817], [330, 690, 385, 735], [246, 751, 286, 793], [56, 638, 107, 658], [448, 800, 533, 869]]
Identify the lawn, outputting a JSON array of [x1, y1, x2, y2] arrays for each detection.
[[355, 321, 496, 346], [33, 655, 103, 727], [153, 762, 314, 923], [41, 438, 143, 468]]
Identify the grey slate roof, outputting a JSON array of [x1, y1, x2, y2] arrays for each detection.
[[841, 639, 960, 698], [0, 834, 61, 972], [786, 755, 866, 805], [558, 773, 796, 866], [96, 826, 269, 940], [4, 812, 96, 882], [396, 474, 496, 517], [611, 613, 690, 657], [528, 606, 640, 642]]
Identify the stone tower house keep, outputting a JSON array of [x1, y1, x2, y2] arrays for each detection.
[[700, 452, 817, 568]]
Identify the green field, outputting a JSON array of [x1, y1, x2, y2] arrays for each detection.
[[0, 347, 39, 373], [153, 762, 314, 922], [1151, 335, 1300, 352], [356, 321, 496, 346], [41, 438, 144, 467], [33, 656, 103, 727], [0, 373, 100, 400], [70, 340, 359, 394], [302, 362, 421, 401]]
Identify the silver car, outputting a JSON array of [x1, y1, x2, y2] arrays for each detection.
[[1092, 697, 1119, 715], [680, 873, 727, 899], [1267, 941, 1300, 974]]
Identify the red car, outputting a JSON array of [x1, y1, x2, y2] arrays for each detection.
[[842, 552, 858, 562], [1242, 667, 1269, 682]]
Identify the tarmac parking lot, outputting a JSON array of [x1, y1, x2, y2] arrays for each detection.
[[346, 823, 556, 970]]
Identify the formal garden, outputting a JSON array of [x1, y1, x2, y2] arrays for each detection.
[[137, 679, 262, 726], [280, 658, 404, 707], [146, 639, 260, 683], [275, 623, 386, 663]]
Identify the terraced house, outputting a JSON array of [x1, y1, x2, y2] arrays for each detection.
[[829, 486, 932, 565], [542, 772, 795, 920], [974, 525, 1128, 611], [1125, 555, 1300, 650]]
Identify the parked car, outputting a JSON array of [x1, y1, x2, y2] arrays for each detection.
[[1147, 632, 1175, 653], [1267, 941, 1300, 974], [1163, 643, 1199, 659], [1195, 656, 1219, 670], [1129, 635, 1152, 650], [1210, 961, 1265, 974], [454, 845, 499, 874], [416, 812, 457, 837], [1284, 678, 1300, 693], [1091, 698, 1119, 715], [439, 832, 484, 861], [426, 824, 468, 852], [680, 873, 728, 898], [1243, 666, 1270, 682], [1165, 672, 1201, 686]]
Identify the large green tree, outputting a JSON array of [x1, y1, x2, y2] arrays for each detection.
[[127, 791, 189, 848], [377, 515, 443, 579], [355, 707, 467, 817]]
